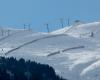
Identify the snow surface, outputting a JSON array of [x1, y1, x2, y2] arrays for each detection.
[[1, 22, 100, 80]]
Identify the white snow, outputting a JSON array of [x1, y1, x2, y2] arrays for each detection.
[[0, 21, 100, 80]]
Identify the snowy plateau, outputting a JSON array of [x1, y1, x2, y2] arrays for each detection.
[[0, 21, 100, 80]]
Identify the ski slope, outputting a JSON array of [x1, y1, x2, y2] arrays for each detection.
[[0, 22, 100, 80]]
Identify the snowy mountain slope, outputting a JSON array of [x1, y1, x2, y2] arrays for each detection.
[[4, 34, 88, 55], [51, 22, 100, 39], [0, 22, 100, 80], [0, 30, 48, 54], [51, 26, 71, 34], [67, 22, 100, 39], [0, 27, 21, 40]]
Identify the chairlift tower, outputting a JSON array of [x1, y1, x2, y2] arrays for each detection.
[[24, 24, 31, 31], [24, 24, 26, 30], [68, 18, 70, 26], [60, 18, 64, 28], [7, 30, 10, 36], [45, 23, 50, 33], [1, 29, 4, 36]]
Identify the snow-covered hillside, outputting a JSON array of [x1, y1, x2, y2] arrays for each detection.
[[0, 22, 100, 80]]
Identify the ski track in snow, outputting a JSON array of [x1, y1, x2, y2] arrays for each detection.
[[5, 34, 68, 55], [1, 22, 100, 80]]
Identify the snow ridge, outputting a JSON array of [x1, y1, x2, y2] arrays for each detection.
[[0, 22, 100, 80]]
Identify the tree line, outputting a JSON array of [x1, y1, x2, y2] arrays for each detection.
[[0, 57, 66, 80]]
